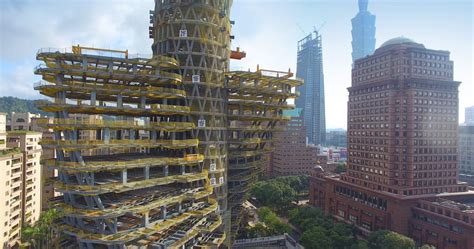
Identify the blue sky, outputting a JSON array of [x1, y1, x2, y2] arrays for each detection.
[[0, 0, 472, 128]]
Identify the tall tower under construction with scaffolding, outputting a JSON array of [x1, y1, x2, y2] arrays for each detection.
[[296, 31, 326, 145], [34, 0, 301, 248], [150, 1, 232, 239]]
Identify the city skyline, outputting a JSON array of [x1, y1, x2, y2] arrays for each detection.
[[0, 0, 472, 129], [0, 1, 472, 247]]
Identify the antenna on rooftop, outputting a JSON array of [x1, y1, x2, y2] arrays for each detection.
[[296, 23, 306, 36], [314, 22, 326, 34]]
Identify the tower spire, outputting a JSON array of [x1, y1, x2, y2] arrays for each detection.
[[359, 0, 368, 12]]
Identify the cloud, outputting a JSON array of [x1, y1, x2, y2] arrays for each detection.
[[0, 61, 40, 99], [0, 0, 153, 99], [1, 0, 472, 128]]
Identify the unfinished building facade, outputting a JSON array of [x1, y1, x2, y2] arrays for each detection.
[[34, 0, 301, 248]]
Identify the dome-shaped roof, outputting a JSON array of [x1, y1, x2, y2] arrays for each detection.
[[380, 37, 417, 48], [313, 165, 325, 172]]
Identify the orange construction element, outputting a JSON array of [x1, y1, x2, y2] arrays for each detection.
[[230, 47, 246, 60]]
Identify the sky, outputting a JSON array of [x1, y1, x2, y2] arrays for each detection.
[[0, 0, 472, 129]]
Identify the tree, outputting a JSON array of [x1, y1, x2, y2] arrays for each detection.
[[245, 223, 271, 238], [420, 244, 436, 249], [328, 223, 357, 249], [288, 206, 333, 231], [351, 240, 369, 249], [0, 97, 49, 117], [367, 230, 415, 249], [21, 209, 61, 248], [300, 226, 333, 249], [257, 207, 291, 235], [251, 180, 296, 209], [273, 175, 309, 193], [334, 163, 347, 173], [288, 206, 357, 249]]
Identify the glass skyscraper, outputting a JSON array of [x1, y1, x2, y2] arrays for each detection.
[[296, 31, 326, 145], [351, 0, 376, 62]]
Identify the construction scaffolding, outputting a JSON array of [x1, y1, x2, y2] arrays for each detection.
[[34, 0, 302, 247], [151, 0, 234, 244], [225, 69, 301, 239], [35, 46, 224, 248]]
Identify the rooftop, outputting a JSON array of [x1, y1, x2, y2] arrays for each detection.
[[233, 233, 303, 249], [433, 198, 474, 213], [379, 37, 423, 48], [7, 131, 42, 136]]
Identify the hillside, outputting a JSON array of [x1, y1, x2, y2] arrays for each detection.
[[0, 96, 49, 116]]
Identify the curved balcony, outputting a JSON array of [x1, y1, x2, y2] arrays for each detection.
[[36, 118, 195, 132], [42, 154, 204, 172], [35, 63, 182, 86], [55, 185, 213, 219], [34, 81, 185, 100], [227, 99, 295, 110], [54, 171, 208, 195], [226, 71, 304, 87], [59, 200, 219, 244], [40, 138, 199, 151], [227, 113, 290, 122], [37, 49, 180, 70], [36, 101, 190, 117]]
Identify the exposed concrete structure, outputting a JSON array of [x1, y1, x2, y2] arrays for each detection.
[[150, 1, 232, 241], [33, 1, 300, 247]]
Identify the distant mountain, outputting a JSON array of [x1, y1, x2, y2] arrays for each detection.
[[0, 96, 49, 116]]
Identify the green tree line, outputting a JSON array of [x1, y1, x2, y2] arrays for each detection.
[[247, 176, 429, 249], [250, 175, 308, 212], [0, 97, 49, 116], [239, 207, 292, 239]]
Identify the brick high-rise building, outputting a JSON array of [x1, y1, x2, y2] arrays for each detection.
[[310, 37, 474, 249], [271, 108, 318, 176], [348, 37, 463, 196]]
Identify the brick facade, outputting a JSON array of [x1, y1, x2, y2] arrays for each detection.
[[309, 38, 474, 248]]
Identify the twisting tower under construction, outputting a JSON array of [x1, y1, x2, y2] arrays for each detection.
[[34, 0, 301, 248], [150, 0, 233, 239]]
